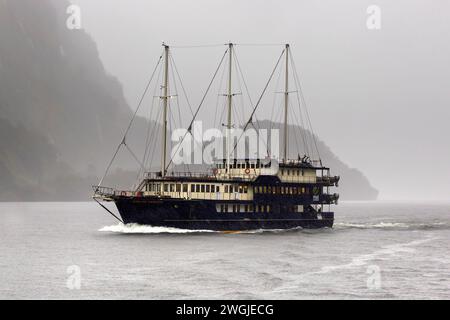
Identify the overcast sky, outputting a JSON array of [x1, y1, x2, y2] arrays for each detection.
[[69, 0, 450, 200]]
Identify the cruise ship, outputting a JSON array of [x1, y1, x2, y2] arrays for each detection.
[[93, 43, 339, 231]]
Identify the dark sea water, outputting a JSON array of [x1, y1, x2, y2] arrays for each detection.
[[0, 201, 449, 299]]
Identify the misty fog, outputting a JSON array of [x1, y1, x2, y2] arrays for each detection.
[[70, 0, 450, 200]]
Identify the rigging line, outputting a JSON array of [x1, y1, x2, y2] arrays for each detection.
[[213, 55, 227, 127], [233, 49, 253, 118], [228, 48, 285, 157], [269, 98, 285, 158], [165, 48, 228, 171], [143, 66, 166, 169], [288, 99, 302, 157], [290, 49, 321, 161], [169, 53, 191, 173], [235, 43, 285, 47], [291, 96, 310, 157], [93, 198, 123, 223], [290, 77, 311, 156], [218, 96, 228, 130], [124, 143, 146, 174], [233, 48, 258, 124], [171, 44, 226, 48], [140, 61, 164, 175], [96, 51, 163, 189], [231, 50, 249, 130], [145, 105, 163, 171], [136, 98, 158, 184], [270, 57, 284, 136], [142, 79, 164, 172], [170, 52, 194, 117], [169, 53, 184, 131]]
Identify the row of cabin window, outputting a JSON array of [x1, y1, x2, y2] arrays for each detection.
[[219, 204, 271, 213], [216, 162, 271, 169], [280, 169, 305, 176], [218, 204, 303, 213], [146, 183, 248, 194], [254, 185, 309, 195]]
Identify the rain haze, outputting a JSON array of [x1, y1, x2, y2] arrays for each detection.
[[70, 0, 450, 200], [2, 0, 450, 301]]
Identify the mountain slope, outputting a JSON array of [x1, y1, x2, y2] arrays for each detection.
[[0, 0, 377, 200]]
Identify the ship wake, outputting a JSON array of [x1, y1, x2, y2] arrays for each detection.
[[335, 221, 449, 231], [99, 223, 215, 234], [98, 223, 305, 234]]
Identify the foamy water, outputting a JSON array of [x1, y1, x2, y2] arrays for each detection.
[[99, 223, 303, 234], [1, 201, 449, 299], [99, 223, 215, 234]]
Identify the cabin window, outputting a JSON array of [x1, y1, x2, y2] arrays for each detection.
[[244, 205, 248, 212], [293, 187, 298, 194], [176, 184, 181, 192], [230, 185, 234, 193], [164, 184, 168, 192], [190, 184, 195, 192], [243, 185, 248, 194], [250, 163, 255, 169], [206, 185, 210, 193], [267, 205, 271, 212], [216, 186, 220, 192], [249, 204, 253, 212], [201, 184, 205, 193], [225, 185, 228, 193], [281, 169, 284, 175], [183, 184, 188, 192], [195, 184, 200, 192], [301, 169, 304, 176], [263, 186, 267, 193]]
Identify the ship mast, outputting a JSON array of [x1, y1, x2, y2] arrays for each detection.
[[161, 44, 169, 177], [226, 43, 233, 176], [283, 43, 289, 162]]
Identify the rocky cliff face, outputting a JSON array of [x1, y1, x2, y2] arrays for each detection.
[[0, 0, 377, 200]]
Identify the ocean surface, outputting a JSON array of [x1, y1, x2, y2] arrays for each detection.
[[0, 201, 449, 299]]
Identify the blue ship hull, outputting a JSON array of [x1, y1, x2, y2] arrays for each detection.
[[114, 197, 333, 231]]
